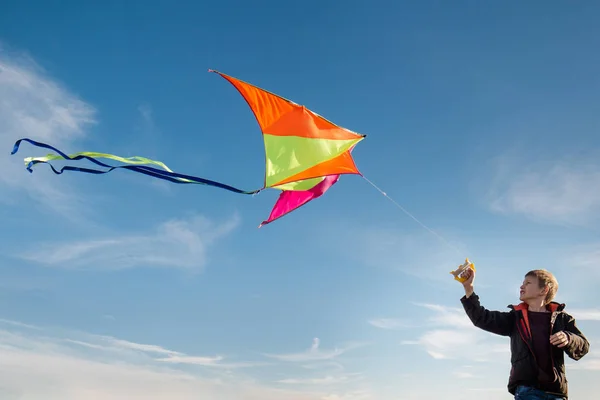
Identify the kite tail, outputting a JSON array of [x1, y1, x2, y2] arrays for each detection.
[[11, 138, 261, 195]]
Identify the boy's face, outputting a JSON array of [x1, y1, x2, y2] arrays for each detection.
[[519, 275, 547, 303]]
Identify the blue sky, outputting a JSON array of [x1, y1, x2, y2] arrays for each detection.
[[1, 1, 599, 398]]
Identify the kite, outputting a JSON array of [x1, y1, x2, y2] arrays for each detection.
[[11, 70, 366, 227]]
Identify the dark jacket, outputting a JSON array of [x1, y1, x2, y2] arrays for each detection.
[[461, 293, 589, 398]]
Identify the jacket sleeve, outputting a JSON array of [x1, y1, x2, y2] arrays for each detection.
[[562, 313, 590, 360], [460, 293, 514, 336]]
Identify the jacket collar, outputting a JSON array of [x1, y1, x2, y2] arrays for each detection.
[[508, 301, 565, 312]]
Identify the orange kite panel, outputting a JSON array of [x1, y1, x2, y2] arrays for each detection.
[[212, 70, 295, 131], [265, 106, 364, 140], [211, 70, 363, 140]]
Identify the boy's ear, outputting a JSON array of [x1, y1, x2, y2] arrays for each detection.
[[541, 285, 550, 296]]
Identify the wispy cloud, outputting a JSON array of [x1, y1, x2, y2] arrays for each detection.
[[261, 339, 372, 398], [413, 302, 475, 329], [265, 338, 366, 363], [98, 336, 183, 356], [17, 213, 240, 271], [0, 319, 378, 399], [569, 357, 600, 371], [567, 337, 600, 371], [0, 320, 327, 400], [0, 318, 40, 330], [400, 303, 508, 361], [0, 318, 242, 369], [568, 309, 600, 321], [155, 354, 223, 365], [370, 303, 473, 334], [367, 318, 415, 330], [55, 329, 265, 370], [486, 154, 600, 226], [0, 46, 96, 221], [156, 354, 267, 369], [454, 371, 476, 379], [277, 373, 363, 386], [320, 391, 374, 400]]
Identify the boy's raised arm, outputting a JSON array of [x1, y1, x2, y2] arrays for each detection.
[[459, 268, 514, 336]]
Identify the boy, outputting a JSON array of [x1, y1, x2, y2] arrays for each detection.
[[459, 268, 589, 399]]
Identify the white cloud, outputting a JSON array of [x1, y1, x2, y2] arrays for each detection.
[[570, 358, 600, 371], [0, 319, 375, 400], [486, 155, 600, 226], [264, 340, 371, 397], [16, 213, 239, 271], [412, 302, 475, 329], [454, 370, 476, 379], [301, 361, 346, 371], [367, 318, 414, 330], [320, 391, 374, 400], [0, 332, 312, 400], [568, 309, 600, 321], [265, 338, 366, 363], [0, 46, 97, 221], [400, 303, 509, 361], [372, 303, 474, 335], [156, 354, 268, 369], [99, 336, 183, 356], [156, 355, 221, 365], [277, 373, 362, 385], [0, 318, 41, 330], [0, 319, 236, 370], [567, 337, 600, 371]]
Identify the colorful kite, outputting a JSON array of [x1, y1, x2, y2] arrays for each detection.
[[11, 70, 366, 227]]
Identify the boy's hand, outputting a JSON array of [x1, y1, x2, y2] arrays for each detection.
[[550, 331, 570, 348], [461, 268, 475, 297]]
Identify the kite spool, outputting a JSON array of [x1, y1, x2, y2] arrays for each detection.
[[450, 258, 475, 283]]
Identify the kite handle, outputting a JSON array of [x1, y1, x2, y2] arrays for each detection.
[[449, 258, 475, 283]]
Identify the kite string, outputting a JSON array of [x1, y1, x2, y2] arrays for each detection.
[[361, 175, 462, 256]]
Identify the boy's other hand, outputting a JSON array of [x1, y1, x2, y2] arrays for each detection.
[[550, 331, 569, 348]]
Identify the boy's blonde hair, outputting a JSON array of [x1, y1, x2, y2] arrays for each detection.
[[526, 269, 558, 305]]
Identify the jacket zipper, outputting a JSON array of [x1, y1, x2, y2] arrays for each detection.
[[549, 312, 558, 379]]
